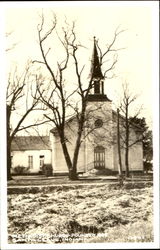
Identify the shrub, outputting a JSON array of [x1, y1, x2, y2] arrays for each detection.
[[144, 161, 153, 173], [42, 164, 53, 177], [95, 168, 115, 176], [118, 199, 130, 208], [67, 219, 99, 235], [13, 165, 29, 175]]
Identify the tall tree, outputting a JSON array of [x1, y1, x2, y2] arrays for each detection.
[[118, 82, 143, 177], [117, 108, 123, 176], [129, 117, 153, 173], [6, 63, 47, 180], [34, 14, 124, 180]]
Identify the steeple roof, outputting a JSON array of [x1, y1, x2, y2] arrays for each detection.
[[90, 37, 104, 79]]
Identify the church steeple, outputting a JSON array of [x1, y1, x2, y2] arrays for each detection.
[[88, 37, 111, 102], [90, 37, 103, 80]]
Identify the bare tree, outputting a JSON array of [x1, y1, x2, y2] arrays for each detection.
[[117, 108, 123, 173], [117, 82, 143, 177], [6, 63, 48, 180], [34, 14, 124, 180]]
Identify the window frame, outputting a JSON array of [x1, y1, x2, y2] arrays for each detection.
[[28, 155, 33, 169], [94, 146, 105, 169]]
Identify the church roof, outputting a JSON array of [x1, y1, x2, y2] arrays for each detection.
[[50, 110, 143, 136], [50, 114, 76, 135], [87, 94, 111, 102], [112, 110, 143, 132], [90, 37, 104, 79], [11, 136, 51, 151]]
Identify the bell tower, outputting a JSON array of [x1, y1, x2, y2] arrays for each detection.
[[85, 37, 114, 173], [88, 37, 111, 102]]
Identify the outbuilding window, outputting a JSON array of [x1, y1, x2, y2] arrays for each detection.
[[39, 155, 44, 168], [28, 155, 33, 169]]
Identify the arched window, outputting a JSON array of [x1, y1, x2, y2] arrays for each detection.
[[94, 146, 105, 169]]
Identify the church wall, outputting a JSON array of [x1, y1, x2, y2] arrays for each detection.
[[128, 143, 143, 170], [113, 123, 143, 172], [50, 119, 86, 174], [50, 102, 144, 175], [85, 101, 114, 171], [113, 143, 143, 172], [53, 139, 68, 173], [84, 138, 94, 171]]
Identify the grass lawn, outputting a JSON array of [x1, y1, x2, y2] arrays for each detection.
[[8, 182, 153, 244]]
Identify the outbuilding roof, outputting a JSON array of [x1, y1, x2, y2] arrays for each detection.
[[11, 136, 51, 151]]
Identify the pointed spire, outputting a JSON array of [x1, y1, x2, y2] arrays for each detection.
[[90, 36, 103, 79]]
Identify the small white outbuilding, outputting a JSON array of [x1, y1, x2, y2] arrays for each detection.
[[11, 136, 52, 174]]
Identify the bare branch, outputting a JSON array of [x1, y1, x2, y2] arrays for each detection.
[[6, 43, 18, 52], [96, 27, 126, 66], [103, 54, 118, 78], [32, 60, 45, 65], [16, 119, 50, 133]]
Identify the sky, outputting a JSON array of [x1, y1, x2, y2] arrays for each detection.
[[1, 1, 159, 132]]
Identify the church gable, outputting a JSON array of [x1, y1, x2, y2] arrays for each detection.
[[85, 102, 113, 147], [112, 110, 143, 145]]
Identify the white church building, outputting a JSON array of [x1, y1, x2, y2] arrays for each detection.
[[50, 39, 143, 175]]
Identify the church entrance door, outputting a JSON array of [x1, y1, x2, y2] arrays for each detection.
[[94, 146, 105, 169]]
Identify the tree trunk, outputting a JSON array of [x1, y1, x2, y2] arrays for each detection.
[[61, 140, 72, 168], [68, 167, 78, 180], [7, 140, 12, 180], [117, 108, 123, 176], [125, 147, 129, 177], [7, 105, 12, 181], [71, 109, 86, 180], [60, 135, 75, 180], [125, 105, 130, 177], [71, 133, 81, 180], [117, 108, 124, 186]]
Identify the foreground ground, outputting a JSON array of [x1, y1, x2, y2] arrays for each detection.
[[8, 182, 153, 244]]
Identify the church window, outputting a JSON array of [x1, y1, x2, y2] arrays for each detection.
[[95, 119, 103, 128]]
